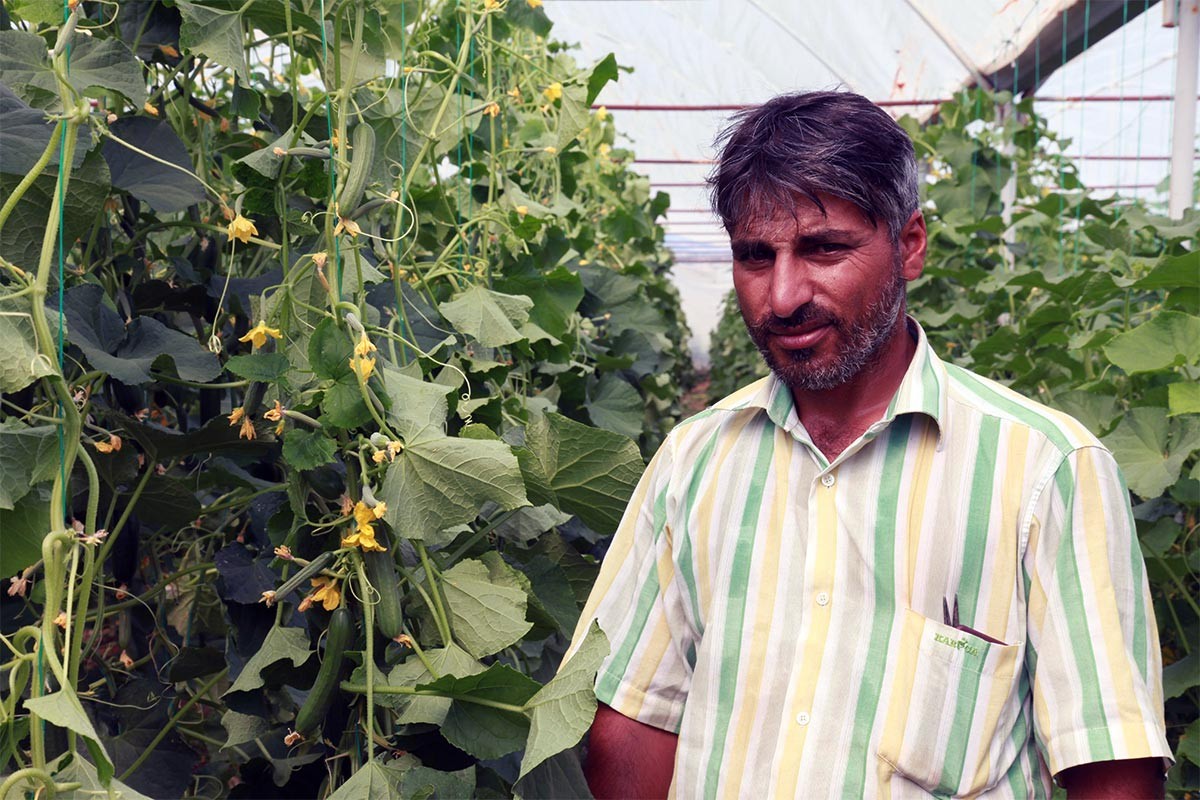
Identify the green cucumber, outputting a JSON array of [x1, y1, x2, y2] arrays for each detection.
[[272, 551, 334, 603], [335, 123, 376, 217], [241, 380, 267, 417], [362, 529, 405, 641], [294, 605, 354, 737]]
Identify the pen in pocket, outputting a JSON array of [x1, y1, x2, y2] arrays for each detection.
[[943, 595, 1006, 645]]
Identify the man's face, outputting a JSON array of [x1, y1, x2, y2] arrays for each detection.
[[730, 193, 920, 393]]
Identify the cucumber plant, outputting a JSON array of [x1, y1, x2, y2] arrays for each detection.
[[0, 0, 691, 797]]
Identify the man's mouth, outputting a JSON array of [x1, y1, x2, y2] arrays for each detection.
[[767, 322, 832, 350]]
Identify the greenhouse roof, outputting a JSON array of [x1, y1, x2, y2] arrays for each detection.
[[546, 0, 1190, 361]]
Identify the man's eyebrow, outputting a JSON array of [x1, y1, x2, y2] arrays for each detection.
[[796, 227, 861, 242], [730, 228, 862, 248]]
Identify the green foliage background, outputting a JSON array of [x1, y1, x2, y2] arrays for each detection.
[[0, 0, 692, 797], [708, 90, 1200, 792]]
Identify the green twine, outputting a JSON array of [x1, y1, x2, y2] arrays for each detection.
[[1133, 0, 1151, 199], [1071, 0, 1091, 267], [1057, 5, 1069, 273], [317, 0, 342, 296], [1115, 0, 1131, 220], [456, 12, 467, 276], [44, 0, 74, 749]]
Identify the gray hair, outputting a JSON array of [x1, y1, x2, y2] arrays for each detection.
[[708, 91, 920, 241]]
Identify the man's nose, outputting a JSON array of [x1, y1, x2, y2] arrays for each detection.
[[769, 254, 814, 320]]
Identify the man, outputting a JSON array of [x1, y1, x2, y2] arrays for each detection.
[[570, 92, 1170, 799]]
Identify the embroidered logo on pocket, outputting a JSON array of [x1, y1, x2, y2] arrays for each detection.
[[932, 631, 980, 657]]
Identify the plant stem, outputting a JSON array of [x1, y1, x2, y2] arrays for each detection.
[[416, 543, 452, 644], [338, 682, 527, 714], [353, 554, 376, 762], [0, 768, 62, 800], [0, 119, 65, 239], [118, 667, 229, 781]]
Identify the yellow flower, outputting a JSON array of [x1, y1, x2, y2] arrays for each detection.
[[308, 576, 341, 611], [543, 82, 563, 102], [342, 503, 386, 552], [350, 355, 375, 381], [239, 417, 257, 440], [264, 400, 285, 422], [527, 0, 542, 7], [354, 332, 377, 358], [507, 86, 522, 100], [93, 434, 122, 453], [372, 450, 388, 464], [311, 251, 328, 269], [484, 0, 500, 8], [333, 216, 361, 238], [544, 146, 558, 155], [238, 321, 282, 349], [228, 407, 245, 426], [482, 101, 501, 118], [387, 440, 404, 459], [227, 213, 258, 244], [354, 501, 376, 531], [372, 502, 387, 519], [516, 205, 529, 216], [143, 102, 159, 117], [598, 143, 611, 157], [596, 105, 608, 121]]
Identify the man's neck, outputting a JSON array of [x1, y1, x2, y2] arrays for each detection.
[[790, 318, 918, 461]]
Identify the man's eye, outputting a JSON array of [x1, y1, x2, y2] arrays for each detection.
[[815, 243, 847, 254], [734, 248, 773, 265]]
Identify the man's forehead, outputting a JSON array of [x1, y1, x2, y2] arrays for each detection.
[[729, 192, 870, 241]]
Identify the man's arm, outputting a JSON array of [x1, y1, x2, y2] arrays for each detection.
[[1058, 757, 1165, 799], [585, 703, 678, 799]]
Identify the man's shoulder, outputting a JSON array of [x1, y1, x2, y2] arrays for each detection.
[[677, 376, 771, 428], [939, 361, 1103, 456], [655, 376, 773, 457]]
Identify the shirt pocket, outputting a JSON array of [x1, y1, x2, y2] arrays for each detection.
[[876, 608, 1025, 797]]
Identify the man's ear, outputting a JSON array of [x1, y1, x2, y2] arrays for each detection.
[[899, 210, 927, 281]]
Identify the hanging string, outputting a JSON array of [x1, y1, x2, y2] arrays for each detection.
[[1133, 0, 1151, 202], [44, 0, 75, 750], [1009, 45, 1019, 271], [1071, 0, 1092, 267], [317, 0, 342, 296], [1056, 5, 1069, 273], [1115, 0, 1131, 219], [467, 9, 476, 269], [56, 2, 71, 506], [963, 84, 981, 270], [1032, 0, 1041, 273], [455, 9, 467, 279]]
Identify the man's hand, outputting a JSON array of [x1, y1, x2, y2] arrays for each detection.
[[1057, 757, 1165, 799], [585, 703, 678, 799]]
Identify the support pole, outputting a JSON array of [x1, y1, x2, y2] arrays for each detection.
[[1168, 0, 1199, 218]]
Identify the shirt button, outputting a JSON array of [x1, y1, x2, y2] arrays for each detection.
[[820, 473, 835, 488], [796, 711, 810, 726], [816, 591, 830, 607]]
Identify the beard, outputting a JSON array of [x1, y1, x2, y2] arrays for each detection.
[[742, 257, 907, 393]]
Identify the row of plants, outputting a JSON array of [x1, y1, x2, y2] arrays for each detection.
[[708, 89, 1200, 792], [0, 0, 692, 796]]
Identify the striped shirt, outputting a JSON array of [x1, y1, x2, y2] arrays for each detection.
[[571, 320, 1170, 799]]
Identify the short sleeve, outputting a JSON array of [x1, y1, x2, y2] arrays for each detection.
[[1023, 445, 1172, 777], [567, 437, 696, 733]]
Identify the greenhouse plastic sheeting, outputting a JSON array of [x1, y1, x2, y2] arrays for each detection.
[[546, 0, 1185, 360]]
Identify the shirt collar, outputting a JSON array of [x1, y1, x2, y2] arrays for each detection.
[[745, 317, 948, 438]]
